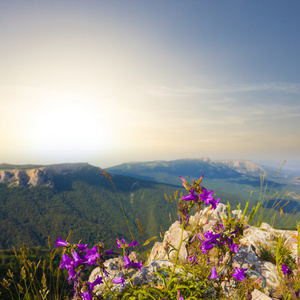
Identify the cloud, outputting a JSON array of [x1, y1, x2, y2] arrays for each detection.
[[148, 82, 300, 97]]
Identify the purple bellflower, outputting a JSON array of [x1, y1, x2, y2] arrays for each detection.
[[229, 242, 239, 253], [112, 275, 125, 287], [59, 254, 77, 281], [71, 250, 85, 267], [208, 197, 220, 210], [232, 267, 246, 281], [123, 255, 143, 270], [82, 290, 93, 300], [116, 238, 138, 248], [60, 254, 73, 269], [198, 231, 220, 254], [208, 266, 219, 279], [85, 246, 100, 266], [128, 240, 138, 247], [188, 252, 198, 265], [204, 231, 221, 244], [86, 275, 103, 291], [55, 237, 69, 247], [200, 189, 220, 210], [200, 241, 214, 254], [130, 260, 143, 270], [116, 238, 125, 248], [182, 189, 198, 203], [77, 243, 88, 252], [281, 264, 292, 275], [105, 250, 114, 255], [67, 266, 77, 281], [200, 189, 214, 203], [123, 255, 132, 269], [179, 213, 182, 225]]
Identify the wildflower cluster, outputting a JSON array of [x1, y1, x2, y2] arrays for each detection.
[[55, 237, 143, 299], [280, 264, 300, 298], [179, 176, 248, 284], [178, 175, 220, 227]]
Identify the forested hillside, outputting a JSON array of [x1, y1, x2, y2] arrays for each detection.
[[0, 165, 179, 251]]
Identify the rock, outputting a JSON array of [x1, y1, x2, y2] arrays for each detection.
[[241, 223, 298, 261], [147, 221, 190, 263], [0, 168, 52, 187], [0, 163, 90, 188], [88, 259, 181, 296], [251, 289, 272, 300]]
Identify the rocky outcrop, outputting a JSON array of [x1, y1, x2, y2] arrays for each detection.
[[0, 163, 89, 188], [88, 203, 298, 299], [0, 169, 50, 187]]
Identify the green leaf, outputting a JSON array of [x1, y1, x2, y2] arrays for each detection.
[[142, 236, 158, 247], [227, 201, 232, 222]]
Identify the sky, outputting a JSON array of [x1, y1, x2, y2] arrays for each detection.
[[0, 0, 299, 170]]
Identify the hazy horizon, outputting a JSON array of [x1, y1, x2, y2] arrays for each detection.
[[1, 157, 299, 174], [1, 1, 299, 170]]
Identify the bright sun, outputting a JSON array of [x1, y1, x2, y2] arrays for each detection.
[[27, 91, 110, 160]]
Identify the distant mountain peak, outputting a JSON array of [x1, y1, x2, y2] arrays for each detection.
[[213, 159, 265, 174]]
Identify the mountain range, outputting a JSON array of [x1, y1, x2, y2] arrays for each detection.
[[0, 158, 299, 251]]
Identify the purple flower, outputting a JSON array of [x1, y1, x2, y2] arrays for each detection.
[[116, 238, 138, 248], [77, 243, 88, 252], [232, 267, 246, 281], [55, 237, 69, 247], [198, 231, 220, 254], [208, 197, 220, 210], [123, 255, 143, 270], [215, 223, 224, 231], [281, 265, 292, 275], [71, 251, 85, 267], [82, 290, 93, 300], [229, 242, 239, 253], [183, 206, 190, 227], [200, 189, 214, 203], [208, 266, 219, 279], [128, 240, 138, 247], [112, 275, 125, 287], [179, 297, 184, 300], [123, 255, 131, 269], [204, 231, 220, 244], [200, 189, 220, 209], [60, 254, 74, 269], [130, 260, 143, 271], [85, 246, 100, 266], [116, 238, 126, 248], [179, 213, 182, 225], [182, 189, 198, 203], [101, 267, 109, 277], [105, 250, 114, 255], [200, 240, 214, 254], [67, 266, 77, 280], [87, 275, 103, 291], [188, 252, 198, 265]]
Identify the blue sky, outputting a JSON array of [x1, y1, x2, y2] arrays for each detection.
[[0, 1, 299, 170]]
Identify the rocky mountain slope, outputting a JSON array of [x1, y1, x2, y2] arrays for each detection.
[[0, 163, 89, 187]]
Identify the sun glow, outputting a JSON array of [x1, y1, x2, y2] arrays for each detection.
[[24, 91, 112, 160]]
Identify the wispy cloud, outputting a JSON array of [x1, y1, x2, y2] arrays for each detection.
[[148, 82, 300, 97]]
